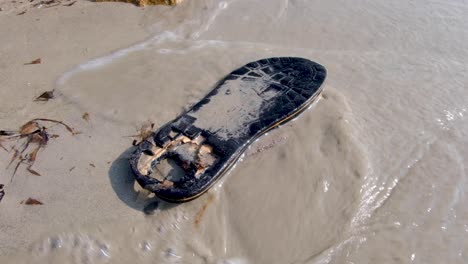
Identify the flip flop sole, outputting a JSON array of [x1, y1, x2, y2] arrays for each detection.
[[130, 57, 326, 202]]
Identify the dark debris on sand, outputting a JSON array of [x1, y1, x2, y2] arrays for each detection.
[[0, 184, 4, 204], [34, 90, 55, 102]]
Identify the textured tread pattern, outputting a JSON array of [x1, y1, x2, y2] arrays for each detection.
[[130, 57, 326, 202]]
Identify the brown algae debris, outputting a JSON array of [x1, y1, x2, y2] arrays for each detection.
[[24, 58, 41, 65], [0, 118, 78, 181], [24, 197, 43, 205], [127, 121, 154, 145], [82, 112, 90, 122], [194, 193, 214, 228]]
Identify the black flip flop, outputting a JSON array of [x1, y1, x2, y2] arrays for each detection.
[[130, 57, 326, 202]]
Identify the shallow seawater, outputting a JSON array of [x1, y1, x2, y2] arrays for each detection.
[[5, 0, 468, 263]]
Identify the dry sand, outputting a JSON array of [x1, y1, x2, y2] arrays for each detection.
[[1, 0, 468, 263], [0, 0, 151, 257]]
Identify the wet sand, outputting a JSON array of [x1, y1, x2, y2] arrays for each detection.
[[1, 0, 468, 263]]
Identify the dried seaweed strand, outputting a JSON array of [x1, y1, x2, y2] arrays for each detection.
[[31, 118, 76, 135], [7, 149, 19, 168], [2, 118, 77, 182], [11, 157, 26, 183], [0, 142, 7, 152], [27, 166, 41, 176]]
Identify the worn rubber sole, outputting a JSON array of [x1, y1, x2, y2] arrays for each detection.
[[129, 57, 326, 202]]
